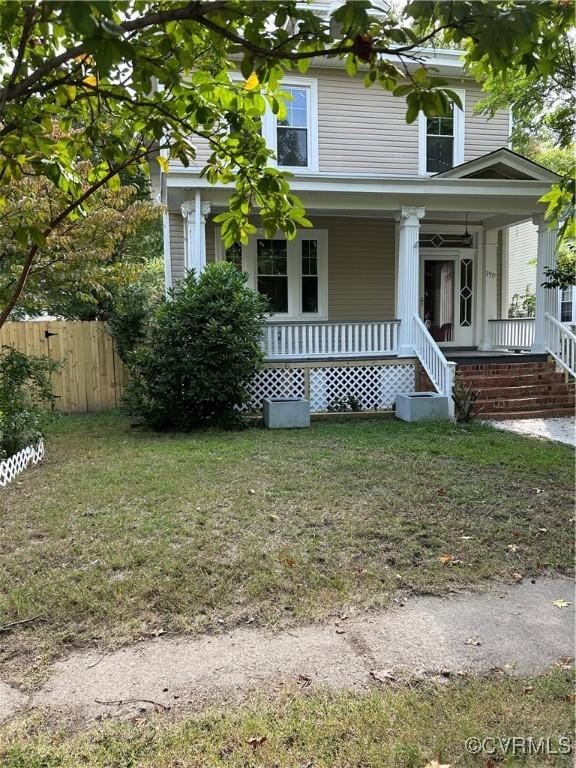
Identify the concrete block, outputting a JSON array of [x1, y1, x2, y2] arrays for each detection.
[[395, 392, 450, 422], [263, 398, 310, 429]]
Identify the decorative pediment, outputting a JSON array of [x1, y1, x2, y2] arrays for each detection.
[[434, 147, 559, 182]]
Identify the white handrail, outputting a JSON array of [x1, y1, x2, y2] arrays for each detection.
[[412, 314, 455, 420], [261, 320, 399, 359], [545, 313, 576, 377], [489, 318, 535, 350]]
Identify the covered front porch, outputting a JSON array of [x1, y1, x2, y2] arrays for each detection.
[[164, 148, 574, 416]]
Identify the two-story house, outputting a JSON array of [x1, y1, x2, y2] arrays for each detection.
[[156, 47, 575, 420]]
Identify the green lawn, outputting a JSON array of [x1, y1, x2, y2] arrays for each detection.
[[1, 672, 573, 767], [0, 413, 573, 686]]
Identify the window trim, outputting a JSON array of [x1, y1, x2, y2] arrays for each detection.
[[215, 227, 328, 320], [262, 77, 319, 174], [418, 90, 465, 176], [560, 285, 576, 324]]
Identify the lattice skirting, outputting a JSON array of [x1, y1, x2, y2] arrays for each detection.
[[0, 439, 45, 488], [246, 363, 416, 413]]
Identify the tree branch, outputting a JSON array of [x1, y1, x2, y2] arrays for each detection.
[[0, 143, 155, 328]]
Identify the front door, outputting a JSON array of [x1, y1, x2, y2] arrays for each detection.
[[419, 250, 475, 346]]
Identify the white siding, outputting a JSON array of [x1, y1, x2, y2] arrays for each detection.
[[317, 68, 419, 175], [168, 69, 510, 177], [465, 88, 510, 162], [169, 211, 185, 282], [507, 221, 537, 310]]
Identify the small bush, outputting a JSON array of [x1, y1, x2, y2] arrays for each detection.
[[0, 346, 58, 458], [125, 262, 268, 430]]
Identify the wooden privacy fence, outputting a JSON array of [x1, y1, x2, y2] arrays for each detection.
[[0, 321, 128, 412]]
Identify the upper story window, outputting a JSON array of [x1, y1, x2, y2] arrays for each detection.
[[418, 94, 465, 175], [262, 78, 319, 172]]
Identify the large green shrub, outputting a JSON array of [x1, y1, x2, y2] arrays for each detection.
[[0, 346, 57, 458], [125, 262, 268, 430]]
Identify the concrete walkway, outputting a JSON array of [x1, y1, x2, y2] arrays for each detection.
[[487, 416, 575, 447], [1, 578, 573, 727]]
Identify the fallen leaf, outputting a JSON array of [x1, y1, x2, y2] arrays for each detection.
[[439, 554, 455, 565], [563, 693, 576, 703], [247, 735, 267, 749], [464, 638, 481, 646], [524, 685, 534, 694], [485, 760, 497, 768], [553, 599, 570, 609], [281, 557, 295, 568], [370, 669, 396, 684], [423, 760, 451, 768], [511, 572, 524, 583]]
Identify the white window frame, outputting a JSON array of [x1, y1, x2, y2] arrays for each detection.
[[262, 77, 319, 174], [215, 228, 328, 320], [560, 285, 576, 324], [418, 90, 465, 176]]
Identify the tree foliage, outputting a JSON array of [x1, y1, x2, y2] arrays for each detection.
[[0, 156, 161, 319], [125, 262, 268, 430], [0, 0, 572, 325], [470, 22, 575, 243]]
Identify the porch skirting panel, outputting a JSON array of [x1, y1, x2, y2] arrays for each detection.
[[246, 359, 417, 414]]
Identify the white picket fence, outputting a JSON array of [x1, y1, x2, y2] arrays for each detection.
[[0, 439, 45, 488]]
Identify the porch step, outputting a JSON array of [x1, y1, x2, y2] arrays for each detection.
[[481, 408, 576, 420], [455, 357, 575, 421], [476, 395, 575, 411], [472, 383, 574, 399]]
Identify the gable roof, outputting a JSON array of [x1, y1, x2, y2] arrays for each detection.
[[434, 147, 559, 182]]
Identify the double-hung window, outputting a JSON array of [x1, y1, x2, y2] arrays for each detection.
[[560, 286, 575, 323], [419, 94, 464, 175], [262, 78, 318, 172], [217, 229, 327, 318]]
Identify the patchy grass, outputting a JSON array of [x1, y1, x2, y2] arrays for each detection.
[[0, 413, 573, 685], [1, 671, 574, 767]]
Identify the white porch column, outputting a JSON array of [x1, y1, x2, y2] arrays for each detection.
[[181, 193, 211, 274], [478, 228, 499, 350], [531, 214, 558, 352], [396, 206, 425, 356]]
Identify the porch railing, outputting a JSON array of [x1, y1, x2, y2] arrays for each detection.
[[413, 314, 456, 420], [489, 318, 535, 350], [261, 320, 399, 359], [545, 313, 576, 377]]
